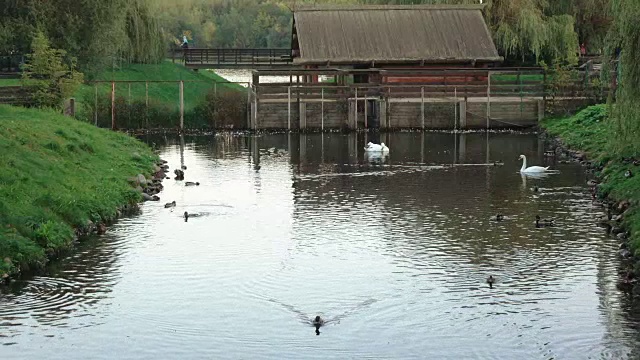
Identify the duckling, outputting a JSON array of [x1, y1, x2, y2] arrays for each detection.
[[486, 275, 495, 289], [164, 201, 176, 208], [535, 215, 555, 228], [587, 179, 599, 187], [312, 315, 324, 330], [185, 181, 200, 186], [495, 214, 504, 222], [625, 170, 633, 178]]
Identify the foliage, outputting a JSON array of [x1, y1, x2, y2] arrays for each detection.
[[73, 62, 245, 128], [0, 105, 158, 277], [605, 0, 640, 154], [541, 104, 640, 255], [0, 0, 165, 73], [486, 0, 579, 65], [196, 89, 249, 129], [21, 32, 84, 110]]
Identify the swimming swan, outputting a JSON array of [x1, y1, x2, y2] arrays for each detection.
[[519, 155, 550, 174], [364, 142, 390, 153]]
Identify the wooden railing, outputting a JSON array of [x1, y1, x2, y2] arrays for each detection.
[[0, 86, 31, 105], [0, 55, 24, 73], [174, 48, 293, 68], [252, 68, 609, 102]]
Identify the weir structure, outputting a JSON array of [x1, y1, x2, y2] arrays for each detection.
[[247, 67, 605, 131]]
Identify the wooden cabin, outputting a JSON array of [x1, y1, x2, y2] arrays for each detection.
[[290, 5, 503, 85]]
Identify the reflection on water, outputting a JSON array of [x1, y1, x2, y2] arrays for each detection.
[[1, 132, 639, 359]]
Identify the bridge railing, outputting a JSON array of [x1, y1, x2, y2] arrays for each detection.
[[253, 67, 609, 101], [174, 48, 293, 67]]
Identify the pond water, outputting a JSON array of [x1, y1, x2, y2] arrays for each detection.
[[2, 132, 640, 359]]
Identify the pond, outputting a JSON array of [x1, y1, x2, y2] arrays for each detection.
[[1, 132, 639, 359]]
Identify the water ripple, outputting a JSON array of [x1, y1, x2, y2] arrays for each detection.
[[0, 132, 637, 359]]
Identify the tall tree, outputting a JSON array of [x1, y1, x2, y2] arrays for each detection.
[[606, 0, 640, 152]]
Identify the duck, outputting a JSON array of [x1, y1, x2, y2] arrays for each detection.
[[495, 214, 504, 222], [625, 170, 633, 178], [312, 315, 324, 327], [486, 276, 495, 289], [587, 179, 599, 187], [164, 201, 176, 208], [181, 165, 187, 170], [364, 142, 390, 153], [185, 181, 200, 186], [535, 215, 555, 228], [518, 155, 550, 174]]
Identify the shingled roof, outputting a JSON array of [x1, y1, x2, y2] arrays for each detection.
[[291, 5, 502, 65]]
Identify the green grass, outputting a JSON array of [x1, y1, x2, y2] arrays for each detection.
[[77, 61, 244, 111], [73, 61, 247, 128], [541, 105, 640, 256], [0, 78, 21, 87], [0, 105, 158, 278], [491, 74, 545, 82]]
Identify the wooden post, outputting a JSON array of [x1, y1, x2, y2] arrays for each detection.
[[287, 86, 291, 130], [454, 87, 457, 131], [128, 82, 131, 125], [459, 100, 467, 129], [364, 92, 368, 129], [246, 86, 251, 129], [145, 81, 149, 129], [486, 72, 491, 130], [111, 81, 115, 130], [214, 82, 217, 95], [421, 86, 425, 129], [94, 84, 98, 126], [179, 80, 184, 131], [252, 87, 258, 130], [354, 87, 358, 130], [321, 87, 324, 131], [542, 71, 547, 105], [299, 102, 306, 130]]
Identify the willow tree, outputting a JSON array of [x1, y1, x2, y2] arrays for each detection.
[[606, 0, 640, 153], [124, 0, 166, 64], [486, 0, 579, 65]]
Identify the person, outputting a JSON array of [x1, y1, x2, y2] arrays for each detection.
[[181, 35, 189, 49], [580, 43, 586, 56]]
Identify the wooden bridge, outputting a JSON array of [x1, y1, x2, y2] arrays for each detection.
[[172, 48, 294, 69]]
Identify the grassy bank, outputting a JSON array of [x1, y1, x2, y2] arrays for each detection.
[[541, 105, 640, 255], [0, 105, 158, 279], [75, 62, 247, 129]]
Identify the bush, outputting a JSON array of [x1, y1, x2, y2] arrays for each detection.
[[195, 88, 248, 129], [21, 31, 84, 110]]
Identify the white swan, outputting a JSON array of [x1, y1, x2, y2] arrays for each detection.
[[364, 142, 389, 153], [519, 154, 550, 173]]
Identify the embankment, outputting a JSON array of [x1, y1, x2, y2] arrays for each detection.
[[75, 62, 247, 129], [0, 105, 162, 279], [541, 105, 640, 278]]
